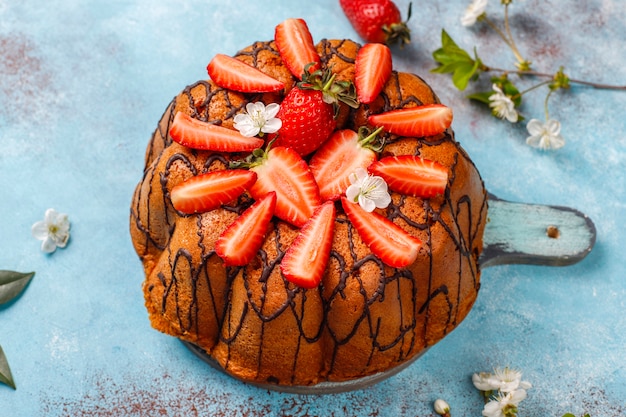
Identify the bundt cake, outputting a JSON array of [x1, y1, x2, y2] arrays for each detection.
[[130, 18, 488, 388]]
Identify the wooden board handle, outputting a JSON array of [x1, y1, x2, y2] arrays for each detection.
[[480, 195, 596, 268]]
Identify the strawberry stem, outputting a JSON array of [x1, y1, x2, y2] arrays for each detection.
[[229, 140, 274, 169], [358, 126, 385, 152], [383, 2, 412, 47], [322, 73, 337, 91], [299, 66, 359, 110]]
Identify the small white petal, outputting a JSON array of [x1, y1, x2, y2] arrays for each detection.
[[264, 103, 280, 118], [545, 119, 562, 135], [44, 208, 58, 224], [481, 399, 502, 417], [52, 232, 69, 248], [461, 0, 488, 27], [31, 221, 49, 240], [359, 195, 376, 212], [374, 192, 392, 209], [41, 237, 58, 253], [473, 372, 499, 391], [526, 119, 544, 135], [519, 380, 532, 390], [233, 113, 251, 124], [261, 118, 282, 134], [345, 184, 361, 202], [354, 167, 368, 181], [238, 124, 261, 137], [510, 388, 527, 404]]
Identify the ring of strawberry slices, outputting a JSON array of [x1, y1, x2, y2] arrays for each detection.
[[167, 18, 453, 289]]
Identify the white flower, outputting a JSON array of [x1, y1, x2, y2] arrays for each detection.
[[472, 371, 499, 392], [525, 118, 565, 150], [489, 84, 519, 123], [433, 398, 451, 415], [345, 167, 391, 212], [461, 0, 488, 27], [482, 389, 527, 417], [31, 208, 70, 253], [489, 367, 532, 393], [233, 102, 282, 137]]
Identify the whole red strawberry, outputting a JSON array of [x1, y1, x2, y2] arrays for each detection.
[[339, 0, 411, 46], [272, 87, 336, 156], [271, 67, 357, 156]]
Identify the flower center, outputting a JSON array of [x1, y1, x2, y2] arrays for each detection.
[[251, 110, 266, 127]]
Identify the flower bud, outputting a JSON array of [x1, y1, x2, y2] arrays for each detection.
[[434, 398, 451, 415]]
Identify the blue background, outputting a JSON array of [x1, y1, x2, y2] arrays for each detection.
[[1, 0, 624, 415]]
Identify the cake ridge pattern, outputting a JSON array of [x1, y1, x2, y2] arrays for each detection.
[[131, 37, 488, 386]]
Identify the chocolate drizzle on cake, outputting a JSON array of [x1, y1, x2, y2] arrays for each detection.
[[129, 38, 488, 386]]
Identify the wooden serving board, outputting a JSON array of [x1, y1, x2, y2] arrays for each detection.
[[481, 194, 596, 268]]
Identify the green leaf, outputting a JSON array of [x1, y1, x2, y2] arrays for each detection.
[[0, 270, 35, 305], [467, 91, 493, 104], [452, 61, 480, 91], [0, 345, 16, 389], [431, 30, 483, 91]]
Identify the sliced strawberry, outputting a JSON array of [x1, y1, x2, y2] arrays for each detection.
[[354, 43, 392, 104], [368, 104, 453, 138], [170, 169, 257, 214], [215, 192, 277, 266], [274, 18, 321, 80], [309, 128, 380, 201], [207, 53, 285, 93], [248, 146, 322, 228], [169, 112, 264, 152], [368, 155, 448, 198], [341, 197, 421, 268], [280, 201, 336, 289]]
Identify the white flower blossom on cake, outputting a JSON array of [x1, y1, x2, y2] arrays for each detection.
[[233, 102, 282, 137], [489, 84, 519, 123], [345, 167, 391, 212], [525, 118, 565, 150], [31, 208, 70, 253], [461, 0, 488, 27]]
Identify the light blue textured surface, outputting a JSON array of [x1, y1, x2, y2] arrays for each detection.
[[1, 0, 625, 415]]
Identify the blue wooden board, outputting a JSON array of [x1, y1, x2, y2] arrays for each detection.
[[1, 0, 625, 415]]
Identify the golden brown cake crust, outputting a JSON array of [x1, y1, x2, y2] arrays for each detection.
[[130, 38, 488, 386]]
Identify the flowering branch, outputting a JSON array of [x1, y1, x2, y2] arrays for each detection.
[[432, 0, 625, 150]]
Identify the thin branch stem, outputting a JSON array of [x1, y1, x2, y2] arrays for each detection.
[[503, 4, 526, 65], [544, 89, 555, 120], [482, 16, 516, 53], [517, 80, 552, 97], [486, 67, 626, 90]]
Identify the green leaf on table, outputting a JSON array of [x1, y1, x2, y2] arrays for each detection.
[[467, 91, 493, 104], [0, 345, 16, 389], [431, 29, 483, 91], [0, 270, 35, 305]]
